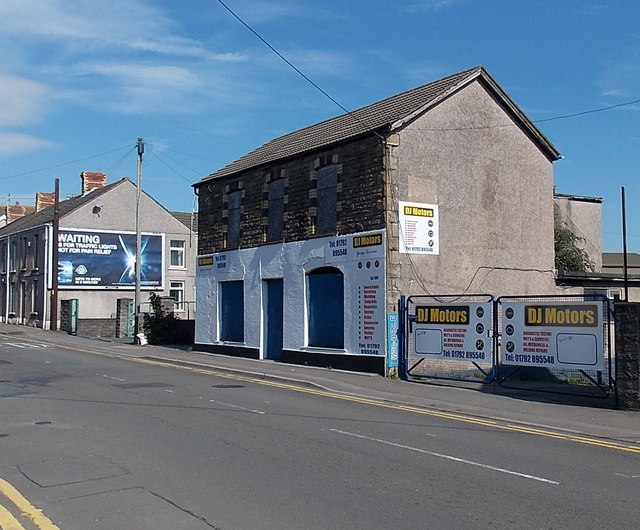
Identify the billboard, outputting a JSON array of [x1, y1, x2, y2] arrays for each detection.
[[501, 302, 604, 370], [57, 229, 163, 289]]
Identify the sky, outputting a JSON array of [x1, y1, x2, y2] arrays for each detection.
[[1, 0, 639, 253]]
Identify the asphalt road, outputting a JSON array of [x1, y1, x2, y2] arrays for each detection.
[[1, 336, 639, 529]]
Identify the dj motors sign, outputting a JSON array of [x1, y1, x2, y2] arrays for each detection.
[[501, 302, 604, 370]]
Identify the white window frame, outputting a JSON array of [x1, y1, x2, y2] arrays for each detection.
[[169, 280, 185, 312], [170, 240, 185, 268]]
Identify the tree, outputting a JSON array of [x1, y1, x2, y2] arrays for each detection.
[[142, 292, 179, 345], [554, 225, 594, 273]]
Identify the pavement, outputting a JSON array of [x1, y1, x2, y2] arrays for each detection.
[[2, 322, 640, 448]]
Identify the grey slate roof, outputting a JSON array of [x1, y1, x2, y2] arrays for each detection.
[[196, 65, 560, 184], [0, 179, 128, 236], [171, 211, 198, 233]]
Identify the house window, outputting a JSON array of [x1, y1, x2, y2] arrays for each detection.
[[0, 241, 6, 273], [220, 281, 244, 342], [10, 240, 17, 271], [227, 190, 242, 248], [170, 240, 185, 268], [31, 280, 38, 314], [268, 179, 285, 242], [169, 280, 185, 311], [307, 267, 344, 348], [33, 234, 39, 270], [316, 165, 338, 235], [20, 237, 27, 270]]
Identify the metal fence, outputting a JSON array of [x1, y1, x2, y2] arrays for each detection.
[[399, 293, 615, 400]]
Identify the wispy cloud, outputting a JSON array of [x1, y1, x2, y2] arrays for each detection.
[[0, 74, 50, 127], [401, 0, 469, 13], [0, 132, 54, 156]]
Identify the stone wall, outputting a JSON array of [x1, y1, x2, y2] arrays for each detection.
[[197, 135, 386, 254], [614, 302, 640, 410]]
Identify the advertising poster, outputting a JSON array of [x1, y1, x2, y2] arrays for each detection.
[[58, 229, 163, 289], [326, 232, 386, 356], [387, 313, 399, 368], [413, 302, 492, 362], [501, 302, 604, 370], [398, 201, 439, 255]]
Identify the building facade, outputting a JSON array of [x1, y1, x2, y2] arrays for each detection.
[[0, 173, 197, 336], [193, 66, 564, 373]]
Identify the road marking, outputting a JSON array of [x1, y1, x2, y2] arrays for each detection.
[[4, 343, 47, 349], [615, 473, 640, 479], [98, 374, 127, 382], [0, 478, 60, 529], [209, 399, 266, 414], [331, 429, 559, 485], [5, 333, 640, 456], [0, 501, 26, 530]]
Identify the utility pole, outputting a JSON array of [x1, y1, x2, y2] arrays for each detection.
[[50, 178, 60, 331], [134, 138, 144, 343], [622, 186, 629, 301]]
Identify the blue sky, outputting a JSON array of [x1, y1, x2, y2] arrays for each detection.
[[1, 0, 639, 253]]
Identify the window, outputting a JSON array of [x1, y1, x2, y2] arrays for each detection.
[[20, 237, 27, 270], [169, 280, 185, 311], [307, 267, 344, 348], [31, 280, 38, 314], [33, 234, 39, 269], [268, 179, 285, 242], [227, 190, 242, 248], [170, 240, 185, 268], [10, 240, 17, 271], [220, 281, 244, 342], [316, 165, 338, 235], [0, 241, 6, 273]]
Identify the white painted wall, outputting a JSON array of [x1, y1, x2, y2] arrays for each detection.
[[195, 230, 387, 358]]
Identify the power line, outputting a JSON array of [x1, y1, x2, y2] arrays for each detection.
[[146, 147, 195, 185], [535, 98, 640, 123], [0, 144, 133, 182]]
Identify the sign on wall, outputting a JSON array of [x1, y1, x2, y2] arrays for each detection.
[[414, 302, 492, 362], [398, 201, 439, 255], [501, 302, 604, 370], [58, 229, 163, 289], [326, 232, 386, 356]]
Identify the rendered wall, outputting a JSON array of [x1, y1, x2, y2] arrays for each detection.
[[554, 196, 602, 272], [386, 79, 558, 304], [195, 230, 386, 360]]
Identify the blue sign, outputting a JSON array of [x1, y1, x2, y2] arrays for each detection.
[[387, 313, 399, 368], [57, 230, 163, 289]]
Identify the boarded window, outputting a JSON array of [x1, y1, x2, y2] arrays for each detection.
[[227, 191, 242, 248], [316, 166, 337, 235], [220, 281, 244, 342], [307, 267, 344, 348], [268, 179, 285, 242]]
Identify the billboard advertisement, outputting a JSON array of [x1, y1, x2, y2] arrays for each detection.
[[57, 229, 163, 289], [501, 302, 604, 370]]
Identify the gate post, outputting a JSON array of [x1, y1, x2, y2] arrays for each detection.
[[614, 302, 640, 410], [398, 296, 407, 380]]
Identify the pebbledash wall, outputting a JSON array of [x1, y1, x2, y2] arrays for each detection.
[[193, 67, 565, 374]]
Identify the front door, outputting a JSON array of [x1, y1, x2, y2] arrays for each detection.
[[265, 279, 284, 361]]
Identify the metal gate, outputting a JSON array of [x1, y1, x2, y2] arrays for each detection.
[[399, 294, 496, 386], [495, 294, 614, 399], [399, 293, 615, 399]]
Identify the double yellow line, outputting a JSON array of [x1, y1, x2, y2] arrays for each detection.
[[0, 478, 59, 530]]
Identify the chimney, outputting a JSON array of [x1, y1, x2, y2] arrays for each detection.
[[35, 192, 55, 211], [81, 171, 107, 194], [7, 202, 27, 222]]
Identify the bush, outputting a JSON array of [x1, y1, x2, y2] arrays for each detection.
[[142, 293, 179, 345]]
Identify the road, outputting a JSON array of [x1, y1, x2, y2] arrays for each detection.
[[1, 336, 639, 529]]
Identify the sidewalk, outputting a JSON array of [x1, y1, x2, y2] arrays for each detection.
[[2, 323, 640, 446]]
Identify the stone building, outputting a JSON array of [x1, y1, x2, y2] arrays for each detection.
[[0, 172, 197, 336], [193, 66, 563, 373]]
